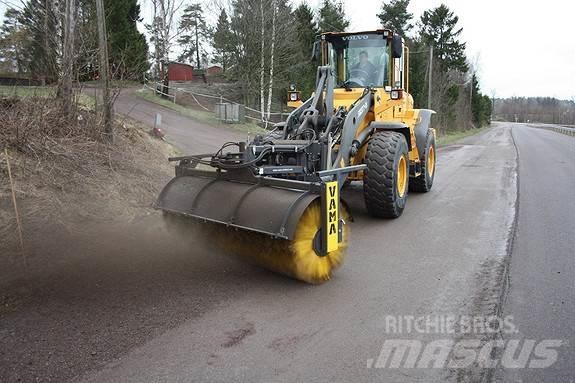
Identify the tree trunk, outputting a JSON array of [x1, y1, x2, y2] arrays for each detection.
[[43, 0, 49, 85], [96, 0, 113, 141], [158, 0, 170, 98], [195, 17, 201, 69], [265, 0, 276, 123], [58, 0, 76, 116], [259, 0, 266, 122]]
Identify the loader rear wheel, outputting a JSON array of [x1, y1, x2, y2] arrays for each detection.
[[410, 131, 436, 192], [363, 131, 409, 218]]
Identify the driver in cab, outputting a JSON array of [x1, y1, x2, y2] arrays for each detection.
[[351, 50, 376, 85]]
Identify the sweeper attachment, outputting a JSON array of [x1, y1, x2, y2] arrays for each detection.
[[156, 29, 436, 283]]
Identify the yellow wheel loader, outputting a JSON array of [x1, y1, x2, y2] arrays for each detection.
[[156, 29, 436, 283]]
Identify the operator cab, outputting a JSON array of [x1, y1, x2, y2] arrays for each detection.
[[315, 30, 406, 92]]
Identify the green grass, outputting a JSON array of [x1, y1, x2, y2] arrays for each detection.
[[0, 85, 55, 98], [0, 85, 95, 109], [437, 126, 490, 146], [135, 89, 266, 135]]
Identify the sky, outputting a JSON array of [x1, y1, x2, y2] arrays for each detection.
[[1, 0, 574, 100], [298, 0, 575, 100]]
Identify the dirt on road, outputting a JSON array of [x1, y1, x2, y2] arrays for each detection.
[[0, 87, 254, 382]]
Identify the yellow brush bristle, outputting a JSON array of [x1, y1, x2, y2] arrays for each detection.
[[197, 201, 349, 284], [289, 201, 348, 283]]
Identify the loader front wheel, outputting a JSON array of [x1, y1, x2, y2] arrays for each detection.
[[363, 131, 409, 218], [410, 131, 436, 193]]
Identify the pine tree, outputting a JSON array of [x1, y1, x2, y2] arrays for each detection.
[[471, 73, 492, 127], [212, 9, 233, 72], [291, 2, 318, 98], [18, 0, 60, 81], [0, 8, 28, 73], [407, 37, 428, 108], [105, 0, 149, 80], [318, 0, 349, 33], [377, 0, 413, 37], [177, 3, 211, 68], [419, 4, 468, 72]]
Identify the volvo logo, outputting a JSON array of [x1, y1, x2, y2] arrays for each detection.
[[342, 35, 369, 41]]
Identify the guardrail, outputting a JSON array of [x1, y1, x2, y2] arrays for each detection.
[[529, 124, 575, 137]]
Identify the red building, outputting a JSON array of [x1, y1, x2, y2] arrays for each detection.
[[207, 65, 223, 76], [168, 62, 194, 81]]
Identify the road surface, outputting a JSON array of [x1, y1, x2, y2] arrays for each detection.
[[113, 87, 246, 153], [495, 125, 575, 382], [1, 99, 573, 382]]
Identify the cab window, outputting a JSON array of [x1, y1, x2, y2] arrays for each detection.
[[327, 34, 390, 88]]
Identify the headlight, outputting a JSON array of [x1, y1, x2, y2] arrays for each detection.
[[289, 92, 298, 101], [390, 90, 402, 100]]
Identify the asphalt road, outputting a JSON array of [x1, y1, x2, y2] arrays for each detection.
[[495, 125, 575, 382], [1, 96, 573, 382], [113, 87, 245, 153]]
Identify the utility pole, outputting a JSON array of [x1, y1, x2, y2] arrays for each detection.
[[427, 45, 433, 109], [96, 0, 113, 141], [491, 90, 496, 121], [469, 76, 473, 105], [469, 73, 473, 125]]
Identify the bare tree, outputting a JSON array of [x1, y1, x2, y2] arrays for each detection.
[[259, 0, 266, 121], [57, 0, 77, 115], [147, 0, 185, 97], [207, 0, 297, 119], [265, 0, 277, 123], [95, 0, 113, 140]]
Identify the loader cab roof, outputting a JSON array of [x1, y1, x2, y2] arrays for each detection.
[[320, 29, 395, 38]]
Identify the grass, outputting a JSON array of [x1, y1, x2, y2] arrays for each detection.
[[135, 89, 266, 135], [0, 85, 95, 109], [436, 126, 490, 146], [0, 85, 55, 98]]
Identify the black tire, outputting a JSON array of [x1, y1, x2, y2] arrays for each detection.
[[363, 131, 409, 218], [410, 131, 436, 193]]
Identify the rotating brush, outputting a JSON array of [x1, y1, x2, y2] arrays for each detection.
[[201, 201, 350, 284]]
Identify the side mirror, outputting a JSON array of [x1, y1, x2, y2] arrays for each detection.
[[311, 41, 320, 61], [392, 35, 403, 58]]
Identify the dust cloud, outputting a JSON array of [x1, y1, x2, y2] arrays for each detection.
[[0, 213, 257, 382]]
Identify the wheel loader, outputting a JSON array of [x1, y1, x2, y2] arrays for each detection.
[[156, 29, 436, 283]]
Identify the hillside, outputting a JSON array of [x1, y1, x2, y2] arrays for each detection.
[[0, 95, 175, 286]]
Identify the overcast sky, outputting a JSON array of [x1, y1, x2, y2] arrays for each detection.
[[300, 0, 575, 100], [1, 0, 573, 99]]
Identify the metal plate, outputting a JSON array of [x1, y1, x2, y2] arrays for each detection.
[[155, 175, 319, 239]]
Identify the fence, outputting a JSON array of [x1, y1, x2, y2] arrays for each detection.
[[529, 124, 575, 137], [142, 77, 290, 125]]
